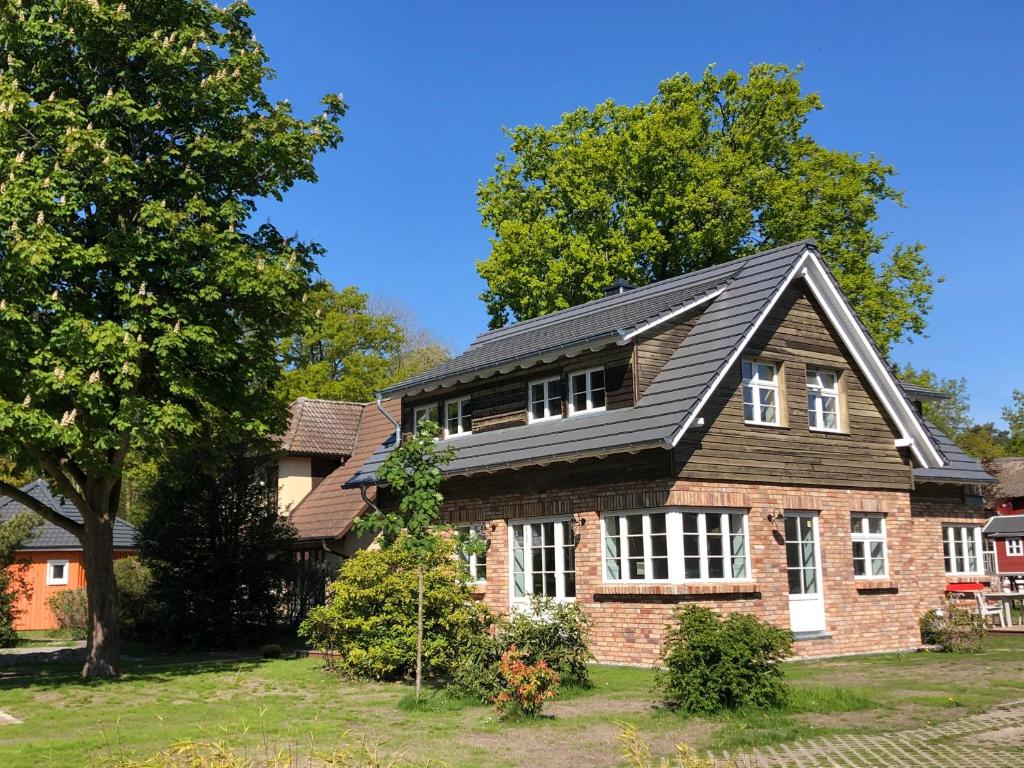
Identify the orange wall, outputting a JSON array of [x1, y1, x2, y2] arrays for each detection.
[[9, 550, 135, 631]]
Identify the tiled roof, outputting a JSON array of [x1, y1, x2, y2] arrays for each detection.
[[280, 398, 364, 457], [0, 479, 138, 550], [288, 399, 400, 541], [983, 514, 1024, 537], [912, 421, 994, 485]]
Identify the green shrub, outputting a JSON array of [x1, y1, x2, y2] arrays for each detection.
[[114, 556, 158, 641], [47, 588, 89, 640], [920, 605, 986, 652], [261, 643, 283, 659], [0, 511, 40, 647], [449, 595, 593, 702], [298, 536, 486, 681], [656, 606, 792, 714], [492, 645, 560, 719]]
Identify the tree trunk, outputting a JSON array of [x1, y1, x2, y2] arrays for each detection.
[[415, 566, 423, 702], [80, 507, 121, 679]]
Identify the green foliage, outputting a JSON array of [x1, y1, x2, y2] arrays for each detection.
[[113, 556, 157, 641], [897, 365, 972, 440], [1003, 389, 1024, 455], [277, 283, 449, 403], [298, 536, 485, 681], [958, 422, 1013, 461], [47, 587, 89, 640], [261, 643, 283, 659], [0, 510, 40, 646], [657, 606, 792, 714], [492, 645, 560, 718], [140, 433, 297, 649], [477, 63, 932, 353], [920, 606, 986, 653], [449, 595, 593, 702]]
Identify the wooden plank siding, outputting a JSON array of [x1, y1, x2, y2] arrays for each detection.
[[672, 282, 914, 491], [633, 309, 704, 396], [402, 345, 635, 436]]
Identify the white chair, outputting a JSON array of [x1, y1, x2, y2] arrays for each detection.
[[974, 592, 1007, 627]]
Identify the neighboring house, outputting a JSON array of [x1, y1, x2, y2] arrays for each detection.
[[347, 240, 992, 664], [1, 479, 138, 631], [982, 458, 1024, 575]]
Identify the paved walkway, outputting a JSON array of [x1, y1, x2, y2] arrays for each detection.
[[735, 700, 1024, 767]]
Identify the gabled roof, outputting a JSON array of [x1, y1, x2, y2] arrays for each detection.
[[280, 398, 364, 457], [288, 399, 400, 542], [912, 420, 994, 484], [0, 479, 138, 550], [350, 241, 958, 486]]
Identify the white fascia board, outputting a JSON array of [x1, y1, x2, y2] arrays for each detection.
[[671, 250, 813, 446], [620, 287, 725, 342]]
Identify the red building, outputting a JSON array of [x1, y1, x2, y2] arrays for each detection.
[[983, 458, 1024, 576]]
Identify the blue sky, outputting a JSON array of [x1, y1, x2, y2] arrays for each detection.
[[250, 1, 1023, 426]]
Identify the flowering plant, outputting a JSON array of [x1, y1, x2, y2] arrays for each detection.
[[492, 644, 560, 718]]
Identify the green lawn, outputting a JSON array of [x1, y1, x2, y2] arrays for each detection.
[[1, 636, 1022, 767]]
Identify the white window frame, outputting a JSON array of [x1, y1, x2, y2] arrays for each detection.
[[456, 524, 487, 583], [527, 376, 563, 423], [851, 513, 888, 578], [508, 516, 577, 605], [443, 396, 472, 439], [46, 559, 69, 586], [1007, 537, 1024, 558], [567, 366, 606, 417], [742, 359, 781, 426], [412, 403, 438, 431], [600, 508, 751, 584], [807, 367, 842, 433], [944, 524, 983, 576], [601, 510, 671, 583]]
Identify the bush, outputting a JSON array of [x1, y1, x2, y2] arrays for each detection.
[[492, 645, 560, 718], [656, 606, 792, 714], [47, 588, 89, 640], [0, 511, 40, 647], [920, 604, 986, 652], [449, 595, 593, 702], [261, 643, 283, 659], [299, 536, 486, 681], [114, 557, 158, 641]]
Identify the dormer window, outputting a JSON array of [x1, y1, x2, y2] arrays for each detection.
[[742, 359, 780, 426], [568, 367, 606, 416], [444, 397, 472, 438], [413, 403, 438, 431], [807, 368, 841, 432], [528, 377, 563, 422]]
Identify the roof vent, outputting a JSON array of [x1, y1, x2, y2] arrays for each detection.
[[603, 278, 636, 297]]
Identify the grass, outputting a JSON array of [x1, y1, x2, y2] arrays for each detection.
[[0, 635, 1022, 767], [11, 629, 80, 647]]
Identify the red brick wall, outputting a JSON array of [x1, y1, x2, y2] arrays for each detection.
[[444, 476, 986, 665]]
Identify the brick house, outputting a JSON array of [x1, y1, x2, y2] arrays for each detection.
[[344, 241, 991, 664], [2, 479, 138, 631], [982, 458, 1024, 576]]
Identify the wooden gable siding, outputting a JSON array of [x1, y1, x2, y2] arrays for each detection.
[[633, 308, 704, 397], [672, 281, 913, 491], [402, 344, 635, 435]]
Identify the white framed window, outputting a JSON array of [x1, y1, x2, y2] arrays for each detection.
[[742, 359, 780, 426], [443, 397, 472, 438], [509, 518, 576, 603], [1007, 538, 1023, 557], [412, 403, 438, 430], [851, 513, 888, 577], [807, 368, 841, 432], [567, 367, 606, 416], [601, 508, 750, 583], [457, 524, 487, 583], [943, 525, 983, 575], [528, 377, 563, 422], [46, 559, 69, 586]]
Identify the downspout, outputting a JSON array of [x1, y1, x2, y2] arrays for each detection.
[[376, 391, 401, 445]]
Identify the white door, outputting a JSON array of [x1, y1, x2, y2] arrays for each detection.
[[785, 512, 826, 633]]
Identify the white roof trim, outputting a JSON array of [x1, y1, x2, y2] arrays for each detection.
[[620, 287, 725, 341], [671, 248, 944, 469]]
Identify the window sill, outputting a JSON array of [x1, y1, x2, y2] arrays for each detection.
[[594, 582, 760, 597], [809, 427, 847, 435], [743, 421, 787, 430], [854, 579, 897, 591], [945, 574, 991, 584]]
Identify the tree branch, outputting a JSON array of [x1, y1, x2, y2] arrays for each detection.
[[0, 479, 84, 539], [32, 450, 91, 517]]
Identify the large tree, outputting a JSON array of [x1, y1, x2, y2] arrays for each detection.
[[477, 64, 933, 354], [0, 0, 343, 676], [277, 282, 449, 402], [897, 364, 972, 441]]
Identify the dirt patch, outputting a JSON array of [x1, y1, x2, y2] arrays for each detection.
[[975, 724, 1024, 745], [546, 696, 652, 718], [0, 710, 22, 725]]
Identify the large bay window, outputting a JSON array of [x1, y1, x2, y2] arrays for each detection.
[[944, 524, 983, 575], [807, 368, 841, 432], [851, 513, 888, 577], [528, 377, 563, 422], [568, 367, 606, 415], [742, 359, 780, 426], [444, 397, 472, 438], [510, 519, 576, 602], [602, 508, 749, 584]]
